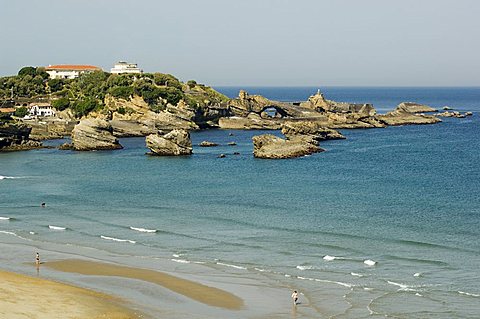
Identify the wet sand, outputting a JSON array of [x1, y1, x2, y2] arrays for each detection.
[[0, 269, 140, 319], [45, 259, 244, 310]]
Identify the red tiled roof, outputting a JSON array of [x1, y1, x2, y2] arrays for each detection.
[[45, 65, 101, 71], [0, 108, 16, 113]]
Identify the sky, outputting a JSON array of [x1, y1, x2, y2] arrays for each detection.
[[1, 0, 479, 86]]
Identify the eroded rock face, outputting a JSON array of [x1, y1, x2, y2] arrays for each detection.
[[281, 121, 345, 140], [300, 91, 376, 117], [105, 96, 200, 136], [71, 119, 123, 151], [252, 134, 322, 159], [218, 113, 283, 130], [146, 129, 192, 156], [0, 124, 43, 151]]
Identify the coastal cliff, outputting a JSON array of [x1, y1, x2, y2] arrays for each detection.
[[0, 123, 43, 151]]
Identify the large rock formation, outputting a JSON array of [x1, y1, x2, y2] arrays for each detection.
[[227, 90, 313, 118], [377, 102, 441, 126], [395, 102, 437, 113], [219, 113, 283, 130], [0, 123, 43, 151], [300, 90, 376, 117], [71, 119, 123, 151], [281, 121, 345, 140], [145, 129, 192, 156], [253, 134, 322, 159], [104, 96, 199, 137]]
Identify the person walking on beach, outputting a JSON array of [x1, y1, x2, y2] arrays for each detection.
[[291, 290, 299, 305], [35, 252, 40, 266]]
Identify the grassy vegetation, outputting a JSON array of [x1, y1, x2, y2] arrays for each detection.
[[0, 67, 230, 118]]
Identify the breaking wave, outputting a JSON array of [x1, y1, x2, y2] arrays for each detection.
[[364, 259, 377, 266], [296, 265, 315, 270], [100, 235, 136, 244], [49, 225, 67, 230], [458, 291, 480, 297], [129, 226, 157, 233], [216, 262, 247, 270]]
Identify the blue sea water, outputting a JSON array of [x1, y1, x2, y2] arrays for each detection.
[[1, 87, 479, 318]]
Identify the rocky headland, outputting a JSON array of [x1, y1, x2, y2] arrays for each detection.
[[2, 66, 472, 158]]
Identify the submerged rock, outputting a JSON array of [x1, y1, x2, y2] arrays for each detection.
[[146, 129, 192, 156], [71, 119, 123, 151], [252, 134, 322, 159]]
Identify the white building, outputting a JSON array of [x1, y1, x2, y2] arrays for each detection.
[[110, 61, 143, 74], [45, 65, 102, 79], [29, 103, 56, 117]]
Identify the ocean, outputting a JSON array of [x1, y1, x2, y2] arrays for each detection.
[[1, 87, 479, 318]]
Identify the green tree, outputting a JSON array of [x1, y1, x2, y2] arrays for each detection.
[[48, 78, 64, 92], [52, 97, 70, 111], [71, 98, 100, 117], [14, 106, 28, 117], [18, 66, 36, 77]]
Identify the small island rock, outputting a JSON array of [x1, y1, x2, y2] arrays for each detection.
[[146, 129, 192, 156], [199, 141, 218, 147], [71, 119, 123, 151], [253, 134, 322, 159]]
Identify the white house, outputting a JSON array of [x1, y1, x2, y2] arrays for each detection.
[[29, 103, 56, 117], [110, 61, 143, 74], [45, 65, 102, 79]]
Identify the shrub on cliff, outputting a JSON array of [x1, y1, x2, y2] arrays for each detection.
[[108, 86, 134, 100], [52, 97, 70, 111], [153, 73, 182, 90], [71, 98, 101, 117]]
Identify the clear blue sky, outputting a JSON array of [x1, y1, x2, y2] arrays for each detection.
[[1, 0, 479, 86]]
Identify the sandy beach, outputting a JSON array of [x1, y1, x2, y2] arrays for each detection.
[[0, 269, 140, 319], [45, 259, 244, 310]]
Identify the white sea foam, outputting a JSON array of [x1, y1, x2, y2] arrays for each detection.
[[171, 258, 190, 264], [29, 231, 35, 235], [415, 293, 423, 297], [0, 230, 30, 241], [285, 274, 292, 277], [216, 262, 247, 270], [129, 226, 157, 233], [100, 235, 136, 244], [0, 216, 11, 220], [172, 254, 181, 258], [0, 175, 20, 180], [48, 225, 66, 230], [458, 291, 480, 297], [413, 272, 422, 277], [314, 278, 353, 288], [296, 265, 314, 270], [387, 280, 417, 292], [323, 255, 337, 261], [254, 267, 267, 272], [363, 287, 373, 291], [351, 272, 364, 277], [364, 259, 377, 266]]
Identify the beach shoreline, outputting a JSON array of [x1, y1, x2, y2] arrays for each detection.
[[0, 268, 141, 319]]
